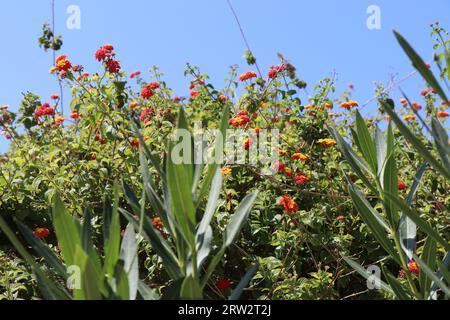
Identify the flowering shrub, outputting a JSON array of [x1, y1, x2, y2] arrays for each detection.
[[0, 23, 449, 300]]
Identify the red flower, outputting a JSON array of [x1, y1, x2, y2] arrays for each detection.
[[273, 162, 285, 172], [148, 82, 160, 90], [130, 138, 140, 148], [239, 71, 257, 82], [278, 195, 299, 213], [50, 94, 60, 100], [294, 173, 310, 185], [70, 111, 80, 119], [190, 90, 199, 98], [337, 214, 345, 221], [106, 59, 121, 73], [420, 89, 428, 96], [437, 111, 449, 118], [95, 47, 109, 61], [268, 69, 278, 79], [141, 87, 154, 99], [243, 138, 253, 150], [130, 70, 141, 79], [216, 278, 231, 291], [34, 103, 55, 118], [33, 228, 50, 239], [397, 180, 407, 191], [55, 55, 72, 72], [411, 102, 422, 111], [139, 107, 155, 123], [219, 94, 229, 102]]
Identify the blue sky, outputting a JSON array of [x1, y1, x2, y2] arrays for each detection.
[[1, 0, 449, 153]]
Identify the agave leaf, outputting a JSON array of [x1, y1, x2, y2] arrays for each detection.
[[355, 111, 378, 173], [420, 236, 437, 297], [120, 223, 139, 300], [381, 265, 411, 300], [229, 263, 259, 300]]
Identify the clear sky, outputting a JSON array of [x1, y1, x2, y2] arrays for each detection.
[[1, 0, 449, 153]]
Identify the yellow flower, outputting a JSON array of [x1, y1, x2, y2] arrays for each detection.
[[318, 138, 337, 148], [278, 149, 288, 156], [221, 166, 232, 176]]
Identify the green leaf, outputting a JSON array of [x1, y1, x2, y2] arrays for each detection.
[[73, 245, 102, 300], [52, 194, 81, 267], [120, 223, 139, 300], [348, 183, 400, 264], [399, 163, 427, 260], [104, 183, 121, 278], [355, 111, 378, 173], [180, 275, 203, 299], [329, 126, 377, 194], [229, 263, 259, 300], [420, 237, 437, 297], [138, 280, 160, 300], [223, 191, 258, 247]]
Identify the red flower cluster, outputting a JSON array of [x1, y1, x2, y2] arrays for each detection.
[[50, 94, 60, 100], [34, 103, 55, 117], [273, 162, 285, 172], [216, 278, 231, 292], [33, 227, 50, 239], [129, 70, 141, 79], [95, 44, 121, 74], [190, 90, 199, 98], [243, 138, 253, 150], [437, 111, 449, 118], [397, 180, 407, 191], [189, 79, 205, 90], [239, 71, 257, 82], [229, 110, 250, 127], [141, 82, 161, 99], [139, 107, 155, 124], [279, 195, 299, 213], [294, 173, 310, 185], [268, 65, 288, 79]]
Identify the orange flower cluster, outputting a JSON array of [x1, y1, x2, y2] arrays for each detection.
[[403, 114, 416, 121], [239, 71, 257, 82], [33, 227, 50, 239], [294, 173, 310, 185], [229, 111, 250, 127], [279, 195, 299, 213], [291, 153, 310, 161], [318, 138, 337, 148], [340, 101, 358, 109], [437, 111, 449, 118]]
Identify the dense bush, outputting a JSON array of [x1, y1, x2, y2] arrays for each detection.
[[0, 24, 449, 300]]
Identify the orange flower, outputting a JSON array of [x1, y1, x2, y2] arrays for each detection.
[[403, 114, 416, 121], [55, 116, 64, 125], [70, 111, 80, 119], [349, 100, 359, 107], [33, 228, 50, 239], [291, 153, 310, 161], [283, 167, 293, 177], [278, 195, 299, 213], [437, 111, 449, 118], [340, 102, 351, 109], [408, 260, 419, 274], [323, 102, 333, 109], [152, 216, 164, 231], [399, 98, 407, 105], [294, 173, 310, 185], [129, 101, 139, 109], [239, 71, 257, 82], [318, 138, 337, 148]]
